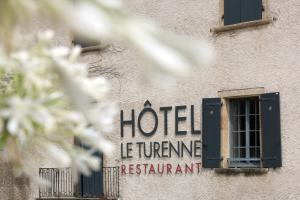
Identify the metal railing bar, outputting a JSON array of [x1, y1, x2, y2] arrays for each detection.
[[39, 166, 119, 198]]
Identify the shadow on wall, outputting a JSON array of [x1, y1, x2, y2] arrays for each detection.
[[0, 163, 30, 200]]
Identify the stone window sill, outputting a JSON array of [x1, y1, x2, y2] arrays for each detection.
[[81, 44, 108, 53], [215, 168, 268, 175], [210, 17, 275, 33]]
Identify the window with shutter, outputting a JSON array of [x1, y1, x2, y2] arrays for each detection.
[[72, 0, 102, 52], [202, 91, 282, 170], [261, 92, 282, 168], [211, 0, 270, 33], [74, 138, 104, 197], [202, 98, 222, 168], [73, 36, 99, 49], [224, 0, 262, 26]]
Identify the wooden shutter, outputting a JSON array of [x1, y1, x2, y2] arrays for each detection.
[[82, 152, 104, 198], [202, 98, 222, 168], [74, 138, 104, 197], [224, 0, 241, 25], [260, 92, 282, 168], [241, 0, 262, 22], [73, 36, 98, 48]]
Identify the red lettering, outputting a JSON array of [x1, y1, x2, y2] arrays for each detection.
[[143, 164, 148, 174], [185, 163, 193, 174], [129, 164, 134, 174], [175, 164, 183, 174], [149, 164, 156, 174], [157, 164, 164, 175], [167, 164, 172, 174], [136, 164, 141, 175], [121, 164, 126, 175]]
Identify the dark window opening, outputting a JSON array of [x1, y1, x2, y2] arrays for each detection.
[[72, 36, 99, 49], [229, 97, 261, 168]]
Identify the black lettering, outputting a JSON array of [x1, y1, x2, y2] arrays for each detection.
[[160, 106, 172, 135], [138, 100, 158, 137], [154, 142, 161, 158], [136, 142, 144, 158], [126, 142, 133, 158], [161, 141, 169, 158], [175, 105, 187, 135], [144, 142, 152, 158], [181, 141, 193, 157], [191, 105, 201, 135], [194, 140, 201, 158], [121, 143, 126, 159], [169, 141, 180, 158], [120, 109, 135, 137]]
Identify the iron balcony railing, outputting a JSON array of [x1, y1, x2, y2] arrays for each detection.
[[39, 166, 119, 199], [103, 167, 120, 199]]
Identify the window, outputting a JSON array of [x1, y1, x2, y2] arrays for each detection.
[[71, 0, 105, 52], [211, 0, 272, 33], [73, 36, 99, 48], [202, 90, 282, 170], [72, 36, 104, 53], [229, 97, 260, 167], [224, 0, 262, 25]]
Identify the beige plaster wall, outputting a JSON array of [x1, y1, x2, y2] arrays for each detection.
[[102, 0, 300, 200], [1, 0, 300, 200]]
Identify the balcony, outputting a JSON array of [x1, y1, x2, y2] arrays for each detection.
[[38, 167, 119, 200]]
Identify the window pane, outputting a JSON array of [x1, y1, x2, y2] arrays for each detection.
[[250, 131, 256, 146], [256, 131, 260, 146], [231, 100, 238, 115], [240, 148, 246, 158], [257, 148, 260, 157], [250, 97, 259, 114], [255, 98, 259, 113], [250, 147, 258, 158], [240, 132, 246, 147], [256, 115, 260, 129], [233, 148, 239, 158], [240, 116, 246, 131], [239, 100, 246, 115], [232, 132, 239, 147], [249, 98, 256, 114], [250, 115, 256, 130], [231, 116, 239, 131]]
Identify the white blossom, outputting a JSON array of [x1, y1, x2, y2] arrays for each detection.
[[0, 0, 213, 186]]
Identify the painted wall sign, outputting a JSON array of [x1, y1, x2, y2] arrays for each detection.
[[120, 100, 202, 176]]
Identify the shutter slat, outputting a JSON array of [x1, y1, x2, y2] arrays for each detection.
[[202, 98, 222, 168], [260, 92, 282, 168], [241, 0, 262, 22], [224, 0, 241, 25]]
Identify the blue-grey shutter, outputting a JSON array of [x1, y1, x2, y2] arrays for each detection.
[[224, 0, 241, 25], [73, 36, 98, 48], [260, 92, 282, 168], [82, 152, 104, 198], [74, 138, 104, 197], [202, 98, 222, 168], [241, 0, 262, 22]]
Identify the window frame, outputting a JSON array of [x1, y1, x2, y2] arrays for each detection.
[[202, 88, 281, 172], [71, 33, 108, 53], [228, 97, 261, 168], [70, 0, 108, 53], [218, 87, 265, 169], [211, 0, 272, 33]]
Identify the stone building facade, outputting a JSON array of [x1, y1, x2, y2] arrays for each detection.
[[1, 0, 300, 200]]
